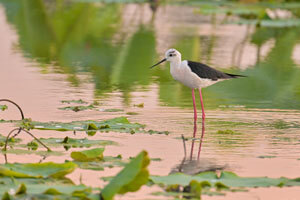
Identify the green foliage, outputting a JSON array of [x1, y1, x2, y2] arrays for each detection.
[[61, 99, 88, 104], [216, 130, 241, 135], [26, 141, 38, 150], [100, 151, 150, 200], [71, 148, 104, 162], [235, 19, 300, 27], [58, 104, 95, 112], [103, 109, 124, 112], [257, 155, 276, 159], [72, 155, 126, 171], [0, 134, 22, 147], [1, 149, 63, 156], [150, 171, 300, 188], [39, 136, 116, 148], [0, 105, 8, 111], [15, 183, 27, 195], [0, 162, 77, 178], [24, 117, 145, 134]]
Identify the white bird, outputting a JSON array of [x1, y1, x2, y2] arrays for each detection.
[[151, 49, 246, 159]]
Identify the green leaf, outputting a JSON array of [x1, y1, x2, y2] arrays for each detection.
[[61, 99, 88, 104], [58, 104, 95, 112], [100, 150, 150, 200], [71, 148, 104, 162], [103, 109, 124, 112], [1, 192, 11, 200], [0, 105, 8, 111], [43, 188, 63, 195], [26, 141, 38, 150], [150, 171, 300, 188], [25, 117, 146, 134], [1, 149, 63, 156], [0, 162, 77, 178], [15, 183, 26, 195], [0, 134, 22, 147], [257, 155, 276, 159], [73, 155, 126, 171], [39, 137, 116, 148]]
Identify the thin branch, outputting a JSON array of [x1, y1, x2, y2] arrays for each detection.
[[0, 99, 25, 120]]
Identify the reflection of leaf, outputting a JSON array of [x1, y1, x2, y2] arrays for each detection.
[[0, 162, 77, 178], [71, 148, 104, 162], [100, 150, 150, 200]]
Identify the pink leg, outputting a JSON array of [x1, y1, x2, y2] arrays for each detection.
[[197, 88, 205, 160], [190, 89, 197, 159]]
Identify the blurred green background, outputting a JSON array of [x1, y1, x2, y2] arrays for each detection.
[[1, 0, 300, 109]]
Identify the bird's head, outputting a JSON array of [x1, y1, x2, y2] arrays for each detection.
[[165, 48, 181, 62], [150, 48, 181, 68]]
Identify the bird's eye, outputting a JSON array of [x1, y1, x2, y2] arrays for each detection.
[[169, 54, 172, 57]]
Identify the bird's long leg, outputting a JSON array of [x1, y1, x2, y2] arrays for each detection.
[[190, 89, 197, 159], [197, 88, 205, 160]]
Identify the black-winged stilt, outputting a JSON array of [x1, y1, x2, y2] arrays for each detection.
[[151, 49, 245, 159]]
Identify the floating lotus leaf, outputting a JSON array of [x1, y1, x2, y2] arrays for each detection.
[[61, 99, 88, 104], [100, 150, 150, 200], [26, 117, 145, 134], [150, 171, 300, 188], [39, 137, 116, 148], [71, 148, 104, 162], [0, 162, 77, 178], [1, 148, 63, 156], [73, 155, 126, 171], [58, 104, 95, 112], [0, 178, 97, 200]]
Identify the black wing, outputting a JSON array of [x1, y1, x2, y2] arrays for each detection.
[[187, 61, 245, 81]]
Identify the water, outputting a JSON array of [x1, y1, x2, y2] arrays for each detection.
[[0, 1, 300, 199]]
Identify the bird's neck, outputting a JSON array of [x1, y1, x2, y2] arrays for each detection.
[[170, 57, 182, 68]]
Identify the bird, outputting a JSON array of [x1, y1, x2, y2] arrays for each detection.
[[151, 49, 246, 159]]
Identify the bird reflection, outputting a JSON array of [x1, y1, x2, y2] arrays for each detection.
[[170, 135, 225, 175]]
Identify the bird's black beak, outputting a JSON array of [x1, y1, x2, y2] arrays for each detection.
[[150, 58, 166, 69]]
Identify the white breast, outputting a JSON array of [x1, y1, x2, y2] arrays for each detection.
[[170, 60, 219, 89]]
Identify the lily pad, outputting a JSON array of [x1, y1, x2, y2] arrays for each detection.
[[1, 148, 63, 156], [61, 99, 88, 104], [103, 109, 124, 112], [39, 137, 116, 148], [72, 155, 126, 171], [26, 117, 145, 134], [100, 150, 150, 200], [58, 104, 95, 112], [150, 171, 300, 188], [257, 155, 277, 159], [0, 162, 77, 178], [71, 148, 104, 162], [0, 178, 97, 200]]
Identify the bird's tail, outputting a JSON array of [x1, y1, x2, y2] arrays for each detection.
[[225, 73, 247, 78]]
